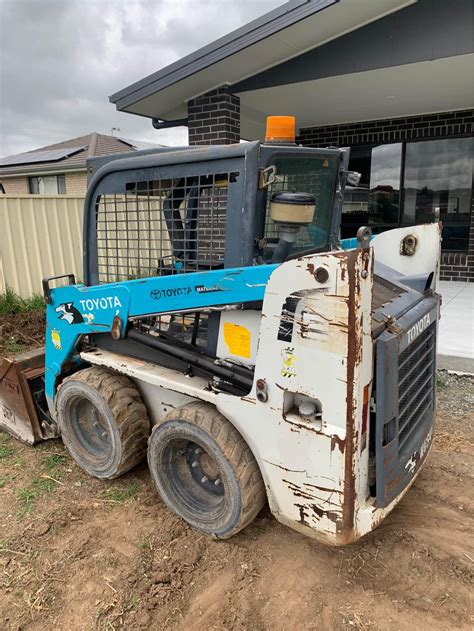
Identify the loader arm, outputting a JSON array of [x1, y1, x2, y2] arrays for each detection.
[[45, 263, 277, 411]]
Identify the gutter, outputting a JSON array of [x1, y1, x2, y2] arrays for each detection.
[[0, 167, 87, 178]]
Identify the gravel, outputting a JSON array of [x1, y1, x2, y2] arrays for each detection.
[[437, 370, 474, 418]]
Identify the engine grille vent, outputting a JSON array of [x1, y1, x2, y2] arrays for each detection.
[[398, 322, 436, 454]]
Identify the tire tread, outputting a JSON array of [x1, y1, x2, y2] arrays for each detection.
[[152, 401, 266, 536], [58, 367, 149, 478]]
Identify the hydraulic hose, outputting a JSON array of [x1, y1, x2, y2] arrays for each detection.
[[127, 328, 253, 391]]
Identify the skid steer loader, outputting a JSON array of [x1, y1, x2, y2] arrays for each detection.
[[0, 117, 441, 544]]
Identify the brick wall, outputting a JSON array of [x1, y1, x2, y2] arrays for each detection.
[[0, 171, 88, 196], [188, 86, 240, 146], [299, 109, 474, 282], [0, 176, 29, 194], [65, 171, 88, 195], [440, 194, 474, 282], [298, 109, 473, 147]]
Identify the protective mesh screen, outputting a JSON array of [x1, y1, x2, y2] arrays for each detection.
[[96, 173, 238, 284]]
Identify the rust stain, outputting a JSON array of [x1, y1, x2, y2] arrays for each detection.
[[384, 454, 395, 467], [283, 415, 324, 434], [328, 320, 348, 330], [306, 263, 315, 276], [330, 434, 346, 454], [341, 249, 360, 542], [296, 504, 310, 527], [294, 502, 341, 525], [266, 462, 306, 474], [284, 481, 318, 501], [386, 473, 405, 492], [241, 396, 256, 404], [305, 482, 342, 494], [311, 504, 341, 523], [284, 480, 342, 512]]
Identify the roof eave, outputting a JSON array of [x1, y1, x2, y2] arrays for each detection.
[[0, 164, 87, 178], [109, 0, 338, 112]]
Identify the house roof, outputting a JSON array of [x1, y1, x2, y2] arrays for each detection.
[[0, 133, 162, 176], [109, 0, 417, 125]]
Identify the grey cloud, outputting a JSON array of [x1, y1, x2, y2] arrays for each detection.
[[0, 0, 284, 157]]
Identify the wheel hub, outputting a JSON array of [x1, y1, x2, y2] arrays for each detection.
[[185, 442, 224, 496]]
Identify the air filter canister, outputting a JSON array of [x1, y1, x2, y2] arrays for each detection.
[[270, 191, 316, 225]]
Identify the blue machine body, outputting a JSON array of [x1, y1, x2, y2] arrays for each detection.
[[45, 263, 278, 407]]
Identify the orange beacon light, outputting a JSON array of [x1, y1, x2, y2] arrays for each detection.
[[265, 116, 296, 143]]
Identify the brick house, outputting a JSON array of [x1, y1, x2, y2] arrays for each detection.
[[0, 133, 160, 196], [110, 0, 473, 281]]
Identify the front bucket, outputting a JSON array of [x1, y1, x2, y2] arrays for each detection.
[[0, 348, 57, 444]]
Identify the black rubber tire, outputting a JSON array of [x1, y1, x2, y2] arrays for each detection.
[[56, 366, 150, 479], [147, 401, 266, 539]]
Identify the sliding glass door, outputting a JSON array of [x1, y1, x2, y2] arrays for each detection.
[[343, 136, 472, 251]]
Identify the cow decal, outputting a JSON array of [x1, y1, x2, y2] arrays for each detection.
[[55, 302, 84, 324]]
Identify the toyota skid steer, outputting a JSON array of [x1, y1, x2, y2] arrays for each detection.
[[0, 117, 441, 545]]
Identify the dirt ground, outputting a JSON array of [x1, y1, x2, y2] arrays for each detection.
[[1, 372, 473, 631], [0, 311, 45, 357]]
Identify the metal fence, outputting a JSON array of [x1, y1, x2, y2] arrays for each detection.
[[0, 195, 84, 297]]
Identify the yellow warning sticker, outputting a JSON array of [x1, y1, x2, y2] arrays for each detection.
[[51, 329, 61, 350], [223, 323, 251, 359], [281, 346, 296, 378]]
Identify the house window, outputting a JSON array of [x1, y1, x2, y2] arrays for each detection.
[[28, 174, 66, 194], [343, 137, 473, 251], [342, 143, 402, 239], [402, 137, 473, 251]]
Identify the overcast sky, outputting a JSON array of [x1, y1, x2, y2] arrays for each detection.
[[0, 0, 284, 158]]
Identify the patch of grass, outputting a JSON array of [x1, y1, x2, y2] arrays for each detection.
[[32, 476, 57, 494], [101, 482, 139, 504], [23, 293, 46, 311], [12, 454, 27, 469], [16, 475, 58, 518], [0, 443, 15, 459], [0, 287, 23, 315], [436, 372, 448, 390], [138, 534, 152, 551], [0, 287, 45, 316], [4, 338, 23, 353], [0, 473, 18, 488], [35, 439, 62, 452], [124, 593, 141, 612], [42, 453, 66, 471], [17, 487, 38, 518]]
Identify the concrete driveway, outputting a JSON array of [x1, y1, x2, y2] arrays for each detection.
[[437, 281, 474, 373]]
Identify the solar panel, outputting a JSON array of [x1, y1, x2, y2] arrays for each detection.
[[0, 146, 86, 167]]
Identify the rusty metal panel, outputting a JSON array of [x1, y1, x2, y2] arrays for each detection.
[[0, 348, 47, 444], [0, 195, 84, 297], [374, 296, 438, 507]]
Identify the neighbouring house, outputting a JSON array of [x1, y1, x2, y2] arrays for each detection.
[[0, 133, 161, 196], [110, 0, 473, 281]]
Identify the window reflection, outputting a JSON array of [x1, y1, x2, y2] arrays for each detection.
[[402, 137, 472, 251], [341, 137, 472, 251], [342, 143, 401, 238]]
